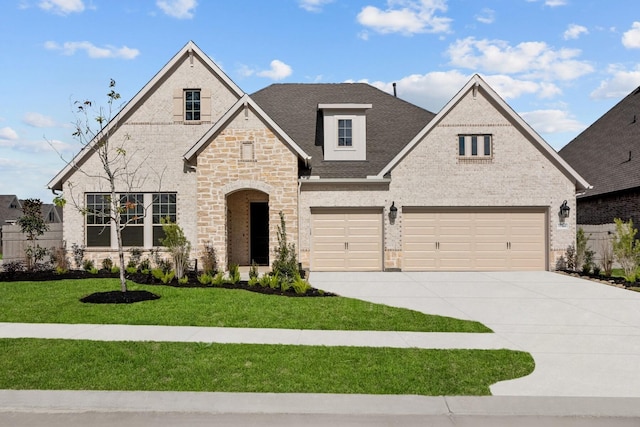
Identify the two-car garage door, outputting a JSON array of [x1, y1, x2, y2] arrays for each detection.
[[402, 209, 546, 271], [309, 208, 547, 271]]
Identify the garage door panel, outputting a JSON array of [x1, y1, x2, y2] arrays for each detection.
[[403, 210, 546, 271], [311, 210, 382, 271]]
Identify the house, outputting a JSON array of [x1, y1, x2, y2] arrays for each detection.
[[560, 86, 640, 227], [47, 41, 589, 272]]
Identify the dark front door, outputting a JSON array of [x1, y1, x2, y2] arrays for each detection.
[[250, 202, 269, 265]]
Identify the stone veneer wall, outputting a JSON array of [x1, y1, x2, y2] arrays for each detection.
[[195, 110, 299, 269]]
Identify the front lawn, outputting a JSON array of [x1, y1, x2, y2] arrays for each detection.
[[0, 338, 534, 395], [0, 279, 490, 332]]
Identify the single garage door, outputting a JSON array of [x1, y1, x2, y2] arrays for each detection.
[[402, 209, 546, 271], [311, 208, 383, 271]]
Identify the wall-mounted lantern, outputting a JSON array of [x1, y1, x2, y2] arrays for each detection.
[[559, 200, 570, 221], [389, 201, 398, 223]]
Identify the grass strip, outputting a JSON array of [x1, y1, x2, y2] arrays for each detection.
[[0, 338, 533, 395], [0, 279, 490, 332]]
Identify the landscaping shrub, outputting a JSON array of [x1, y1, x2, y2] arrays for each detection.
[[51, 246, 70, 274], [101, 257, 113, 272], [612, 218, 640, 283], [228, 263, 240, 285], [83, 259, 95, 272], [160, 219, 191, 280], [201, 241, 219, 275], [151, 268, 175, 284], [71, 243, 85, 269]]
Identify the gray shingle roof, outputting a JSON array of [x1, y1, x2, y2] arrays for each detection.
[[250, 83, 435, 178], [559, 86, 640, 198], [0, 195, 21, 225]]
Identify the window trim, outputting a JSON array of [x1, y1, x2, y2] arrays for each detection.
[[458, 134, 493, 160], [84, 192, 177, 249], [184, 89, 201, 121]]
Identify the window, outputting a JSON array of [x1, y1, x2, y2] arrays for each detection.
[[337, 119, 352, 147], [84, 192, 177, 248], [152, 193, 176, 246], [120, 194, 144, 247], [86, 194, 111, 247], [458, 134, 492, 159], [184, 89, 200, 121]]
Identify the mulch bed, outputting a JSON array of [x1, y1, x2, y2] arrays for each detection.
[[0, 269, 335, 304], [557, 269, 639, 290]]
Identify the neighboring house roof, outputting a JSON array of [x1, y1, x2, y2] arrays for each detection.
[[184, 94, 312, 163], [559, 85, 640, 198], [48, 40, 244, 192], [250, 83, 435, 178], [378, 75, 590, 191], [0, 195, 22, 225]]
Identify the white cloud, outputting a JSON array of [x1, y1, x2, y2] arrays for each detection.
[[0, 127, 19, 141], [299, 0, 333, 12], [23, 112, 57, 128], [483, 75, 561, 99], [447, 37, 593, 81], [156, 0, 197, 19], [256, 60, 293, 81], [563, 24, 588, 40], [520, 109, 584, 134], [590, 65, 640, 99], [357, 0, 452, 36], [39, 0, 84, 15], [475, 8, 495, 24], [622, 22, 640, 49], [44, 41, 140, 59]]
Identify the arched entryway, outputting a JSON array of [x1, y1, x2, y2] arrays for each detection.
[[226, 189, 270, 266]]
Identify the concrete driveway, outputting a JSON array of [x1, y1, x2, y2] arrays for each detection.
[[308, 271, 640, 397]]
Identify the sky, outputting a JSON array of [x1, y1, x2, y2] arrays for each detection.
[[1, 0, 639, 201]]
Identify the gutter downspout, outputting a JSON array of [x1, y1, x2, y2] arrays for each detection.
[[297, 180, 302, 272]]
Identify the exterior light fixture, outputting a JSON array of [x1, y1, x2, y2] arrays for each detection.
[[559, 200, 570, 220], [389, 201, 398, 222]]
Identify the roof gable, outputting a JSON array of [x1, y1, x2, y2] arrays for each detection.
[[559, 86, 640, 198], [48, 41, 244, 192], [377, 74, 590, 192], [184, 94, 311, 163]]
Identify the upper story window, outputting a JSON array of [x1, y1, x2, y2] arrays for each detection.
[[184, 89, 201, 121], [338, 119, 353, 147], [318, 103, 371, 161], [458, 134, 492, 159]]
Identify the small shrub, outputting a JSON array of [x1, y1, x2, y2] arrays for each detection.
[[110, 266, 120, 274], [576, 228, 589, 271], [292, 275, 311, 295], [555, 254, 567, 270], [258, 273, 271, 288], [565, 245, 576, 271], [248, 276, 258, 287], [197, 273, 212, 286], [51, 246, 70, 273], [592, 265, 601, 276], [71, 243, 85, 269], [128, 247, 142, 266], [160, 218, 191, 280], [612, 218, 640, 283], [101, 257, 113, 271], [88, 267, 99, 274], [249, 261, 259, 280], [201, 242, 219, 275], [211, 272, 225, 287], [126, 266, 138, 274], [228, 263, 240, 285], [600, 238, 614, 277], [178, 276, 189, 285], [138, 258, 151, 274], [269, 273, 280, 289], [3, 260, 25, 273], [156, 258, 173, 274], [271, 211, 299, 283], [83, 259, 95, 272], [152, 268, 175, 284]]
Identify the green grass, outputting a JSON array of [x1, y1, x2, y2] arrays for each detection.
[[0, 279, 490, 332], [0, 338, 534, 396]]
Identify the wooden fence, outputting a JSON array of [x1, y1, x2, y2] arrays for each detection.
[[1, 223, 63, 264]]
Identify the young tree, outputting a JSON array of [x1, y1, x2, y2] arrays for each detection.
[[160, 218, 191, 280], [16, 199, 49, 270], [612, 218, 640, 282], [53, 80, 161, 292]]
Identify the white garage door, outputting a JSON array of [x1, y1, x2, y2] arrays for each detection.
[[311, 209, 383, 271], [403, 210, 546, 271]]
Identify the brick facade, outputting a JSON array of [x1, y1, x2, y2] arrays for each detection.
[[577, 189, 640, 225]]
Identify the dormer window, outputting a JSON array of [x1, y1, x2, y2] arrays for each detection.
[[318, 103, 371, 161], [338, 119, 353, 147]]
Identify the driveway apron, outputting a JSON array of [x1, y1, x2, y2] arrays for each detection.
[[308, 271, 640, 397]]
